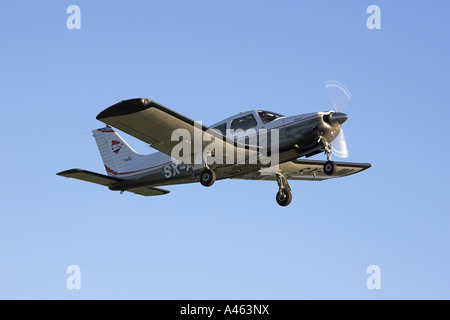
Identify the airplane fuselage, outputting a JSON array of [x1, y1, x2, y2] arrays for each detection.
[[57, 97, 369, 207], [107, 110, 340, 192]]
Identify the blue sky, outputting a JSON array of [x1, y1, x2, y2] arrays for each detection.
[[0, 0, 449, 299]]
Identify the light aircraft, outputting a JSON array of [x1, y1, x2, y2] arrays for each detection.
[[57, 83, 371, 206]]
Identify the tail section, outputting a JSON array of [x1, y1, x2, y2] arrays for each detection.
[[92, 127, 144, 176]]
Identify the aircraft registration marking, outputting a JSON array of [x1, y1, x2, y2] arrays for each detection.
[[163, 163, 193, 179]]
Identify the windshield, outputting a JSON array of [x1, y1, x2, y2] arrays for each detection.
[[230, 114, 258, 131], [258, 111, 284, 124]]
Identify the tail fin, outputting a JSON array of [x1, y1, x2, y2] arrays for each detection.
[[92, 127, 144, 176]]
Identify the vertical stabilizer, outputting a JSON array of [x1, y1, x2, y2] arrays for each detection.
[[92, 127, 144, 176]]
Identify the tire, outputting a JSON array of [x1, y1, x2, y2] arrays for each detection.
[[323, 160, 336, 176], [276, 189, 292, 207], [200, 169, 216, 187]]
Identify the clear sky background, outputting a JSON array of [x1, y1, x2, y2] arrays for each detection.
[[0, 0, 449, 299]]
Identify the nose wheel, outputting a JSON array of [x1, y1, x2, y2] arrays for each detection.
[[276, 172, 292, 207], [323, 146, 337, 176], [323, 160, 337, 175]]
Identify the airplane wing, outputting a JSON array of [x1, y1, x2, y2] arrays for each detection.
[[232, 160, 372, 181], [57, 169, 170, 196], [96, 98, 238, 167]]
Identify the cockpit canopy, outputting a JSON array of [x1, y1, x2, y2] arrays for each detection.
[[211, 110, 284, 135]]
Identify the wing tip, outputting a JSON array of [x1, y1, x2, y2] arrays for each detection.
[[96, 98, 153, 121]]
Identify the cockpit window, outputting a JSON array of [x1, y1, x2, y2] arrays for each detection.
[[258, 111, 283, 124], [230, 114, 258, 131], [212, 123, 227, 136]]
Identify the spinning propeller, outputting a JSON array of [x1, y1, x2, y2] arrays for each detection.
[[324, 80, 351, 158]]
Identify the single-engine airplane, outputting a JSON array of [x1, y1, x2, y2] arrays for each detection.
[[57, 85, 371, 207]]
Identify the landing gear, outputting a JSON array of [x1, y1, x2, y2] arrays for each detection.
[[323, 144, 337, 176], [276, 189, 292, 207], [200, 169, 216, 187], [276, 172, 292, 207], [323, 160, 336, 176]]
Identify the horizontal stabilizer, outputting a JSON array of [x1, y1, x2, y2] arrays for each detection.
[[57, 169, 120, 186], [57, 169, 170, 196]]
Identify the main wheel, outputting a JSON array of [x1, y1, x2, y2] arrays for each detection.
[[323, 160, 337, 176], [200, 169, 216, 187], [276, 189, 292, 207]]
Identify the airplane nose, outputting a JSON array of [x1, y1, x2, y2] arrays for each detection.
[[329, 112, 348, 125]]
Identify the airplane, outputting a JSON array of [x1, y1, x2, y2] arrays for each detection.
[[57, 92, 371, 207]]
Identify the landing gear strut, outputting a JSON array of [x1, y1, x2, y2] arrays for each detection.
[[276, 172, 292, 207], [200, 168, 216, 187], [323, 145, 337, 176]]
